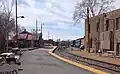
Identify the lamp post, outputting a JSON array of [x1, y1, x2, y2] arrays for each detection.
[[15, 0, 24, 46], [6, 0, 24, 51], [15, 0, 18, 43], [36, 20, 38, 47]]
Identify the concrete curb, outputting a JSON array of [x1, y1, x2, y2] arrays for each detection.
[[48, 47, 109, 74]]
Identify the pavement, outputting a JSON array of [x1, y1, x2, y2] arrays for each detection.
[[69, 49, 120, 65], [0, 64, 18, 73], [19, 48, 94, 74], [20, 48, 34, 51]]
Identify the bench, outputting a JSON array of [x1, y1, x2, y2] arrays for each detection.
[[106, 51, 116, 58], [106, 51, 115, 55]]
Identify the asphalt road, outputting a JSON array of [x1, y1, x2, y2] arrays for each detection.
[[19, 48, 94, 74]]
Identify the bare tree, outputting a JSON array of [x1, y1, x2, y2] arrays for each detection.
[[0, 0, 15, 32], [73, 0, 115, 23], [0, 0, 15, 52]]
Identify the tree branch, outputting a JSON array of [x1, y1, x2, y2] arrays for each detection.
[[73, 0, 115, 21]]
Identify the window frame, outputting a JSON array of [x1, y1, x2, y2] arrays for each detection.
[[116, 17, 120, 30], [106, 20, 109, 31]]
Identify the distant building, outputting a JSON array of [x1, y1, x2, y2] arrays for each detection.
[[70, 40, 75, 47], [70, 37, 85, 48], [81, 37, 85, 46], [12, 29, 42, 48], [44, 39, 54, 45], [75, 38, 81, 48], [85, 9, 120, 55], [18, 29, 33, 48]]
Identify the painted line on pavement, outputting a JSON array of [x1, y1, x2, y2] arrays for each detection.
[[48, 51, 109, 74], [48, 46, 57, 52]]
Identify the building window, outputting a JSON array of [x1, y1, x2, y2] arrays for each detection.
[[90, 38, 92, 48], [106, 20, 109, 31], [96, 22, 99, 32], [116, 18, 120, 30], [103, 33, 104, 40]]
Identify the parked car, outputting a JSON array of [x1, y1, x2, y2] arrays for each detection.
[[0, 56, 4, 65], [70, 40, 75, 47], [44, 43, 53, 49], [12, 48, 23, 56], [0, 53, 21, 65]]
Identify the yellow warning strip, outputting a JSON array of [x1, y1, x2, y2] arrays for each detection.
[[48, 51, 109, 74], [48, 46, 57, 52]]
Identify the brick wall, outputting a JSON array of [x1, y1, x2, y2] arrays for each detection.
[[115, 29, 120, 42]]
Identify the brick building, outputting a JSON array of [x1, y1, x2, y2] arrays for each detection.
[[85, 9, 120, 56], [12, 29, 43, 48]]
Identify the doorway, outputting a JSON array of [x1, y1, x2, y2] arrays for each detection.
[[116, 43, 120, 56], [110, 31, 114, 51]]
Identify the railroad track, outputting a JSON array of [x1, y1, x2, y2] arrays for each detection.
[[54, 47, 120, 74]]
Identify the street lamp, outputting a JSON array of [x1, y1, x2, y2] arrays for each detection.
[[17, 16, 24, 18], [15, 0, 25, 47], [15, 0, 18, 42]]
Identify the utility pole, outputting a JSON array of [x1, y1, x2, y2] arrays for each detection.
[[15, 0, 18, 44], [48, 32, 50, 40], [52, 36, 53, 40], [87, 7, 90, 53], [15, 0, 24, 48], [41, 23, 43, 38], [32, 29, 34, 48], [36, 20, 38, 47], [39, 23, 43, 47]]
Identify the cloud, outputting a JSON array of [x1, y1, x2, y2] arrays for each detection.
[[114, 0, 120, 9], [18, 0, 30, 6], [11, 0, 84, 40], [4, 0, 119, 40]]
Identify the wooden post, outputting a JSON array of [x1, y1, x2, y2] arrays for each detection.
[[87, 7, 90, 53]]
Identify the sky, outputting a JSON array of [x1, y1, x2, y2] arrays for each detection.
[[10, 0, 120, 41]]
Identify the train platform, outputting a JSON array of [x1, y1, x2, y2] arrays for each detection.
[[69, 49, 120, 65]]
